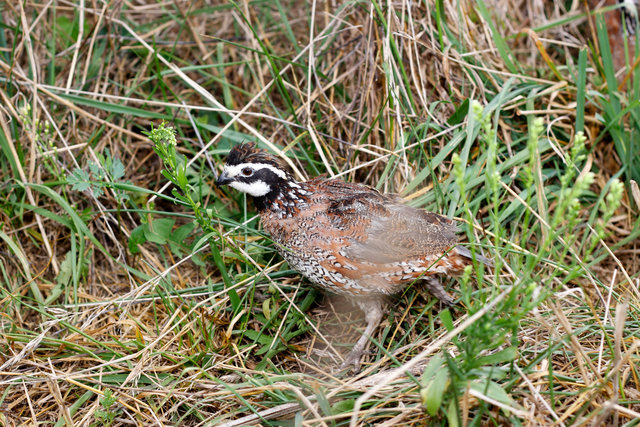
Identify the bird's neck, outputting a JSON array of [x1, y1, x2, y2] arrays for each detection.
[[253, 180, 309, 217]]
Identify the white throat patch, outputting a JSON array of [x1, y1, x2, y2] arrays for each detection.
[[229, 180, 271, 197]]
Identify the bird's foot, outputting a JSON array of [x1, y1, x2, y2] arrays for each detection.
[[339, 348, 364, 374], [425, 276, 456, 307]]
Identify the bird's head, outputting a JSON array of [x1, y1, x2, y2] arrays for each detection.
[[216, 143, 294, 198]]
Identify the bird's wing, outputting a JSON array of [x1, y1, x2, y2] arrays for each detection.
[[318, 178, 459, 264]]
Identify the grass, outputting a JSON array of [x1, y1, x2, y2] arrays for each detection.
[[1, 0, 640, 425]]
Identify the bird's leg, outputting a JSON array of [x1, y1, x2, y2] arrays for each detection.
[[340, 297, 385, 372], [424, 276, 455, 306]]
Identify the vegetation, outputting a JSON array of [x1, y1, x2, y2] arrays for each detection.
[[0, 0, 639, 425]]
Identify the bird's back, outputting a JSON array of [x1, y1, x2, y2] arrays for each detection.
[[260, 175, 468, 296]]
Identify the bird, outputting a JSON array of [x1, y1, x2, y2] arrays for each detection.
[[216, 142, 491, 371], [619, 0, 639, 35]]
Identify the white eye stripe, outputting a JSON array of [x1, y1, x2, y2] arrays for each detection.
[[224, 163, 287, 179]]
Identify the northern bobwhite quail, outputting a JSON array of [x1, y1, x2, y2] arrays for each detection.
[[216, 143, 491, 371]]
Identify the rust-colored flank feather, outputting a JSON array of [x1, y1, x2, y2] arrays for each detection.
[[217, 143, 492, 371]]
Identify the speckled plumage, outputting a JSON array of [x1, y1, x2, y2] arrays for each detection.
[[217, 143, 491, 371]]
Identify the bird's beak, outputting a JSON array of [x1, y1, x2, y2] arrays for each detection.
[[216, 170, 233, 187]]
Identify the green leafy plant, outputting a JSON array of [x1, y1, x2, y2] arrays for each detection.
[[144, 122, 217, 235], [18, 103, 59, 176], [67, 149, 130, 203], [92, 389, 120, 427]]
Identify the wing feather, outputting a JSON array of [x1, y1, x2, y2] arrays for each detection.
[[318, 178, 458, 264]]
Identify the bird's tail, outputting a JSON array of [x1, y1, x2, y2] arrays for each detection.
[[454, 245, 493, 267]]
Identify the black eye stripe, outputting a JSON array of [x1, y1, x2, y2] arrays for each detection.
[[234, 167, 284, 183]]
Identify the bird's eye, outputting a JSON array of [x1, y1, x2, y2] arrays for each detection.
[[241, 167, 253, 176]]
